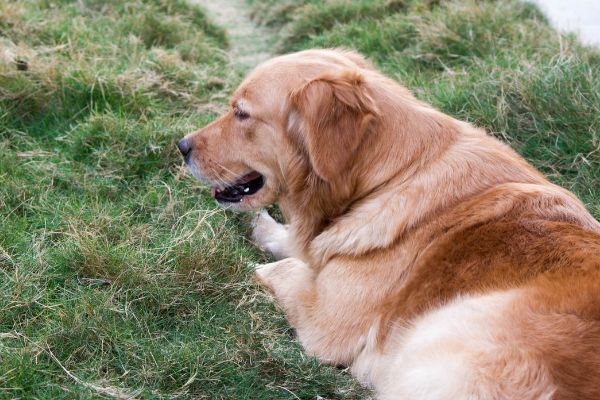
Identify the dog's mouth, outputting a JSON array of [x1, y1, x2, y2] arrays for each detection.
[[211, 171, 264, 203]]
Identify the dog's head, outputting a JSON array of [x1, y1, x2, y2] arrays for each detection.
[[178, 49, 380, 211]]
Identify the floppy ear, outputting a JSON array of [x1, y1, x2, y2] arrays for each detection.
[[290, 69, 379, 182]]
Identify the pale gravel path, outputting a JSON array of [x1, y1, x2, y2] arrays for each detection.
[[528, 0, 600, 48], [191, 0, 275, 72]]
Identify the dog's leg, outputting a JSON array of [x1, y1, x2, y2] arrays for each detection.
[[255, 257, 375, 365], [251, 210, 291, 259], [255, 258, 313, 322], [373, 291, 558, 400]]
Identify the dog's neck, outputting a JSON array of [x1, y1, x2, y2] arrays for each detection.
[[278, 103, 461, 264]]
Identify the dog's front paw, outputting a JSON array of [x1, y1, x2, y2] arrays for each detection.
[[255, 258, 310, 296], [255, 260, 281, 283], [251, 210, 290, 259]]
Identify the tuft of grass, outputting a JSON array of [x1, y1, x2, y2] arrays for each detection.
[[250, 0, 600, 219], [0, 0, 368, 398]]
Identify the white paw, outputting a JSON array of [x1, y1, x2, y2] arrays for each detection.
[[254, 260, 289, 290], [255, 260, 279, 279], [251, 210, 290, 259], [254, 258, 312, 314]]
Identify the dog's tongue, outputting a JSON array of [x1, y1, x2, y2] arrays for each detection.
[[211, 187, 217, 197]]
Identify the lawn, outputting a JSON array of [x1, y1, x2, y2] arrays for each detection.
[[0, 0, 364, 398], [1, 0, 599, 399]]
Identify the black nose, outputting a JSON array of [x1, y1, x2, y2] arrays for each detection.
[[177, 138, 191, 157]]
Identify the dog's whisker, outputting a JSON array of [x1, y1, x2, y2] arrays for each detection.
[[213, 161, 242, 183]]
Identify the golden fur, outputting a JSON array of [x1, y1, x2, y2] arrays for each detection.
[[180, 49, 600, 399]]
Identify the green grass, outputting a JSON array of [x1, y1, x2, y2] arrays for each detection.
[[0, 0, 366, 398], [2, 0, 599, 399]]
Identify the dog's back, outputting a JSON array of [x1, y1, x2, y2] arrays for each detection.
[[372, 183, 600, 399]]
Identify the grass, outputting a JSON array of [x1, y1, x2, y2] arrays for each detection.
[[0, 0, 365, 398], [1, 0, 599, 399]]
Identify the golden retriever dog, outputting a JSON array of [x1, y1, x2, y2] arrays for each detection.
[[177, 49, 600, 399]]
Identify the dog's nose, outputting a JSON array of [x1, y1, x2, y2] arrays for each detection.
[[177, 138, 191, 157]]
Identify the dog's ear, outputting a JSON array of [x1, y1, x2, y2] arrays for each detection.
[[289, 69, 379, 182]]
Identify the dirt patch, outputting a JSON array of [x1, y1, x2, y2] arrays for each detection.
[[191, 0, 275, 71]]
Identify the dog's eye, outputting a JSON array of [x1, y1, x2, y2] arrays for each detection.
[[234, 108, 250, 121]]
